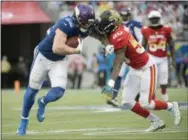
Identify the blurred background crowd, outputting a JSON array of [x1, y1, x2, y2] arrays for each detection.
[[2, 1, 188, 89]]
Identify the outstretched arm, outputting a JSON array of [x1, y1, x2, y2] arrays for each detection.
[[106, 48, 125, 89], [110, 48, 125, 81], [101, 47, 125, 96]]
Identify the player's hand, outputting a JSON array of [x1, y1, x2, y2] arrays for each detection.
[[101, 85, 113, 100], [105, 45, 114, 55], [76, 38, 84, 53]]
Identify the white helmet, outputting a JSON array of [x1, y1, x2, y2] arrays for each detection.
[[148, 10, 162, 27]]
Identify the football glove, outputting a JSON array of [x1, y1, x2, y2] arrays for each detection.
[[76, 38, 84, 53], [105, 45, 114, 55], [101, 85, 113, 100]]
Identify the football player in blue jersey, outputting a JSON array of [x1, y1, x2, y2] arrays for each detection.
[[106, 7, 143, 107], [17, 4, 95, 136], [120, 7, 143, 44]]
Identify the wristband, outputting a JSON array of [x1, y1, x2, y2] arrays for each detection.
[[108, 79, 115, 87]]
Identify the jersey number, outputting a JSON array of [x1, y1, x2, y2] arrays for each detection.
[[148, 40, 166, 52], [112, 31, 123, 40]]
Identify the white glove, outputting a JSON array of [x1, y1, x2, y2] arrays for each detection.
[[76, 38, 84, 53], [105, 45, 114, 55]]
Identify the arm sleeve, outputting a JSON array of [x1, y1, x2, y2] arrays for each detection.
[[134, 27, 143, 44], [134, 21, 143, 28]]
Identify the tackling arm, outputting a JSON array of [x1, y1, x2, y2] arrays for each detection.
[[110, 48, 125, 81], [52, 28, 81, 55]]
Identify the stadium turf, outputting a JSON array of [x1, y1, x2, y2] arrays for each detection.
[[2, 88, 188, 140]]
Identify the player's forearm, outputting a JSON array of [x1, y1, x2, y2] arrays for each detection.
[[111, 60, 123, 81], [110, 50, 125, 81], [52, 45, 80, 55]]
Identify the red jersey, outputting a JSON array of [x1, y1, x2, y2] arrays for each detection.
[[109, 25, 149, 69], [141, 25, 172, 57]]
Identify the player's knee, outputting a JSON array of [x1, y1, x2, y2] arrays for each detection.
[[29, 77, 42, 90], [51, 87, 65, 100], [51, 79, 67, 89]]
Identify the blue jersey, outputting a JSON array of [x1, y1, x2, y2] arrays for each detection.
[[122, 20, 142, 41], [38, 16, 87, 61], [96, 52, 108, 71]]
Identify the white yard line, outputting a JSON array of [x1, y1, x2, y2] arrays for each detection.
[[3, 104, 187, 127], [2, 128, 134, 135], [12, 104, 188, 112], [3, 128, 188, 136], [83, 129, 188, 136], [12, 105, 121, 111]]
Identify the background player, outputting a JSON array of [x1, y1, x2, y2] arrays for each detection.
[[142, 10, 175, 101], [94, 10, 181, 132], [17, 4, 95, 136], [107, 7, 143, 106]]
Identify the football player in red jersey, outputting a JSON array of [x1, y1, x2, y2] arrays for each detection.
[[93, 10, 181, 132], [141, 10, 175, 101]]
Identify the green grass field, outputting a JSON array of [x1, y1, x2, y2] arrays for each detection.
[[2, 88, 188, 140]]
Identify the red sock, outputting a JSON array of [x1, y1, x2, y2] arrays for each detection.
[[161, 87, 166, 95], [131, 102, 150, 118], [154, 100, 168, 110]]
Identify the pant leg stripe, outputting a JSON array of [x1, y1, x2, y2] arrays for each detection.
[[149, 65, 155, 102]]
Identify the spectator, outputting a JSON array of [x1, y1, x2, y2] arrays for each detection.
[[88, 53, 98, 88], [16, 56, 29, 86], [175, 51, 184, 87], [183, 53, 188, 87], [182, 4, 188, 40], [182, 4, 188, 27], [88, 53, 99, 88], [1, 55, 11, 88], [68, 54, 87, 89], [96, 47, 108, 87], [106, 52, 115, 82]]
